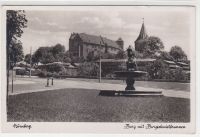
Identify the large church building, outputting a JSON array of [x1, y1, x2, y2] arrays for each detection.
[[69, 33, 124, 59]]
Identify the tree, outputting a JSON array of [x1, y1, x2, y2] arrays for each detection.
[[136, 36, 164, 58], [54, 52, 65, 62], [6, 10, 27, 103], [146, 59, 168, 79], [41, 52, 55, 64], [33, 46, 55, 64], [87, 51, 96, 62], [63, 57, 71, 63], [9, 40, 24, 67], [7, 10, 27, 48], [33, 47, 48, 63], [157, 51, 174, 61], [78, 62, 99, 77], [133, 50, 144, 58], [52, 44, 65, 53], [46, 63, 65, 73], [143, 36, 164, 58], [31, 54, 38, 65], [169, 45, 187, 62], [63, 50, 71, 63], [7, 10, 27, 67], [52, 44, 65, 61], [33, 44, 66, 63], [71, 56, 85, 63], [101, 52, 115, 59], [115, 50, 127, 59], [24, 54, 31, 64], [147, 36, 164, 52]]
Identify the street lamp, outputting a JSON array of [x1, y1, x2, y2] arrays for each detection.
[[10, 57, 15, 93], [99, 40, 102, 83], [29, 47, 32, 78]]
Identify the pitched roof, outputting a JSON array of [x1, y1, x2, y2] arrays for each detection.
[[13, 67, 26, 70], [72, 33, 122, 49], [135, 23, 148, 41], [96, 58, 156, 63], [177, 62, 189, 66], [116, 37, 123, 42], [163, 60, 176, 65]]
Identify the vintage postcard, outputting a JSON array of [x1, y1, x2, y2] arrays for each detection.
[[0, 5, 196, 133]]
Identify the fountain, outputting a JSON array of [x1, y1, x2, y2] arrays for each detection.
[[99, 45, 163, 96], [115, 45, 147, 91]]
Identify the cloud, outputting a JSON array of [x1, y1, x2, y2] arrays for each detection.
[[20, 6, 195, 59], [80, 16, 103, 28], [46, 22, 57, 26]]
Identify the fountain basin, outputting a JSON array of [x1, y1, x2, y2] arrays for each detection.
[[99, 90, 163, 97], [115, 71, 147, 78]]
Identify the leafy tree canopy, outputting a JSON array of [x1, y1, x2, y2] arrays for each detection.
[[86, 51, 98, 62], [136, 36, 164, 58], [101, 52, 115, 59], [9, 40, 24, 66], [78, 62, 99, 77], [63, 50, 71, 63], [157, 51, 174, 61], [24, 54, 31, 64], [169, 45, 187, 62], [7, 10, 27, 68], [52, 44, 65, 55], [147, 36, 164, 52], [115, 50, 127, 59], [33, 44, 66, 64], [7, 10, 27, 45], [146, 59, 168, 79]]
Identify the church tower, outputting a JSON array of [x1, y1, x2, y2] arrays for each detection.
[[135, 19, 148, 52]]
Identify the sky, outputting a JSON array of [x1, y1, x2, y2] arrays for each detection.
[[19, 6, 195, 58]]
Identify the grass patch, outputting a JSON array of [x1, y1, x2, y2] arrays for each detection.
[[66, 78, 190, 91], [7, 88, 190, 122]]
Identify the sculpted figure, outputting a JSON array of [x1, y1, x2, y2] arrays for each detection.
[[127, 45, 137, 71]]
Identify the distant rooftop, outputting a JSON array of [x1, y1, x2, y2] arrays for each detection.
[[135, 22, 148, 42]]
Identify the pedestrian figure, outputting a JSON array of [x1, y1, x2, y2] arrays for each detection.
[[51, 77, 54, 86], [46, 78, 49, 87]]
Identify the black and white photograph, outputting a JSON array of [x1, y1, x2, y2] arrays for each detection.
[[1, 5, 196, 133]]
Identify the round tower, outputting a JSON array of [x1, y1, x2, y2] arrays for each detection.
[[116, 37, 124, 50]]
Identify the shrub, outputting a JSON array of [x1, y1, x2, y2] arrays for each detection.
[[16, 69, 26, 76], [46, 72, 53, 77], [146, 59, 169, 79], [30, 69, 41, 76], [101, 62, 126, 77], [78, 62, 99, 77], [46, 63, 65, 73], [38, 70, 47, 78], [174, 68, 189, 81]]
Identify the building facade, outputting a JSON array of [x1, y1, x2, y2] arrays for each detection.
[[69, 33, 124, 59]]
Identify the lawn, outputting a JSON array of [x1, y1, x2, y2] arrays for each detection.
[[7, 88, 190, 122], [66, 78, 190, 91]]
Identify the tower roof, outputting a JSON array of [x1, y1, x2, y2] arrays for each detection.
[[135, 22, 148, 41], [116, 37, 123, 42]]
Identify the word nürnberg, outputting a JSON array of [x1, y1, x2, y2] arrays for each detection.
[[13, 123, 32, 130], [124, 123, 186, 130]]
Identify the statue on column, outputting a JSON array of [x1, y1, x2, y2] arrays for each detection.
[[127, 45, 137, 71]]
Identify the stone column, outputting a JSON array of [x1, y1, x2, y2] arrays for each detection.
[[125, 76, 135, 90]]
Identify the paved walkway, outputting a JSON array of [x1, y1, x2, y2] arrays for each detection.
[[8, 78, 190, 99]]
